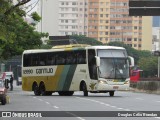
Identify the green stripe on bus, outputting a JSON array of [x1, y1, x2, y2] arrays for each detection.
[[62, 65, 77, 91], [57, 65, 70, 91]]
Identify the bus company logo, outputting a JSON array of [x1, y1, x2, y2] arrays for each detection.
[[2, 112, 11, 117]]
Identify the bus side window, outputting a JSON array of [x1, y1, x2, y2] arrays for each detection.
[[47, 53, 55, 65], [56, 53, 66, 65], [39, 53, 46, 66], [66, 52, 73, 64], [77, 50, 86, 64]]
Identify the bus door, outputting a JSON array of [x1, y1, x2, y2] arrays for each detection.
[[88, 49, 98, 89]]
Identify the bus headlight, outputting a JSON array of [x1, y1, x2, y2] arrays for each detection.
[[124, 80, 130, 84], [98, 80, 108, 84]]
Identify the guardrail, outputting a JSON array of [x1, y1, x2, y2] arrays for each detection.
[[130, 78, 160, 94]]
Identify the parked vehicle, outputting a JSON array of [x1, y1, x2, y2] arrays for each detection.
[[0, 79, 7, 105], [130, 69, 143, 83]]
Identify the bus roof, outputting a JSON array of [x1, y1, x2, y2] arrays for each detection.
[[23, 45, 125, 54]]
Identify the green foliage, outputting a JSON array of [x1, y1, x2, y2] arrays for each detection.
[[138, 57, 158, 77], [69, 35, 103, 45], [31, 12, 41, 22], [107, 41, 152, 64], [0, 0, 48, 59], [107, 41, 156, 77], [40, 44, 52, 49]]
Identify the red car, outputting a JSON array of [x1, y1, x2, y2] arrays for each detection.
[[0, 80, 7, 105]]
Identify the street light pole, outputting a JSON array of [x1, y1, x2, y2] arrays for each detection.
[[158, 17, 160, 77]]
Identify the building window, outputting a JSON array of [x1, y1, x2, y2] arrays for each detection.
[[99, 38, 103, 41], [134, 26, 137, 30], [65, 20, 68, 23], [134, 38, 137, 41], [127, 38, 132, 41], [72, 2, 77, 5]]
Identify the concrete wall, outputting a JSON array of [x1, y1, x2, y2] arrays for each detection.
[[131, 81, 160, 94]]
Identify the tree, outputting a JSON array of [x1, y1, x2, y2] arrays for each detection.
[[0, 0, 48, 59], [107, 41, 152, 64], [138, 57, 158, 77], [69, 35, 103, 45], [107, 41, 157, 77]]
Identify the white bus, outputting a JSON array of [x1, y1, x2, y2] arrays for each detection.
[[22, 44, 132, 96]]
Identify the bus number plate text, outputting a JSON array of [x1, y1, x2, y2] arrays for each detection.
[[113, 86, 119, 89]]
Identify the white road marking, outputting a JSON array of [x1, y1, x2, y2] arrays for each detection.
[[155, 117, 160, 119], [76, 117, 85, 120], [66, 112, 85, 120], [156, 101, 160, 103], [110, 106, 116, 108], [124, 109, 131, 111], [38, 99, 43, 101], [53, 106, 59, 109], [33, 97, 37, 99], [136, 98, 144, 100], [45, 102, 50, 104], [76, 97, 128, 111]]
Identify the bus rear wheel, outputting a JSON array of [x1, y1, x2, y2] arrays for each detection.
[[39, 83, 46, 96], [58, 91, 74, 96], [33, 83, 40, 96]]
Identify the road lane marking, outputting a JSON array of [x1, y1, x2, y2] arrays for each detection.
[[38, 99, 43, 101], [76, 97, 129, 111], [45, 102, 50, 104], [124, 109, 131, 111], [136, 98, 144, 100], [110, 106, 116, 108], [53, 106, 59, 109], [156, 101, 160, 103], [33, 97, 37, 99], [66, 112, 85, 120], [155, 117, 160, 119]]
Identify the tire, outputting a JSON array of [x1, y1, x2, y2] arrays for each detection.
[[33, 84, 40, 96], [58, 91, 74, 96], [45, 91, 52, 96], [66, 91, 74, 96], [1, 96, 6, 105], [109, 91, 114, 97], [39, 83, 46, 96], [58, 91, 64, 96], [82, 83, 88, 96]]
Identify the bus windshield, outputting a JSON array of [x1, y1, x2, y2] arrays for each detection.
[[97, 49, 129, 79], [99, 58, 129, 79]]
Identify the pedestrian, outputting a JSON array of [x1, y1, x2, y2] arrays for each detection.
[[10, 75, 13, 91]]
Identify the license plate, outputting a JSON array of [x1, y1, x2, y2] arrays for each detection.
[[113, 86, 119, 89]]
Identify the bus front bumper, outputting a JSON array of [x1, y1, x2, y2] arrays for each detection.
[[96, 83, 130, 91]]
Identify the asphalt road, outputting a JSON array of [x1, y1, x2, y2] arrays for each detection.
[[0, 81, 160, 120]]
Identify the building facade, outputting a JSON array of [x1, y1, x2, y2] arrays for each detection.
[[37, 0, 152, 50]]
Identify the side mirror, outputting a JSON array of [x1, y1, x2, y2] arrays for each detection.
[[95, 56, 100, 67], [128, 56, 134, 67]]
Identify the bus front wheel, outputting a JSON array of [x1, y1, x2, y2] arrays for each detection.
[[109, 91, 114, 97], [82, 83, 88, 96]]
